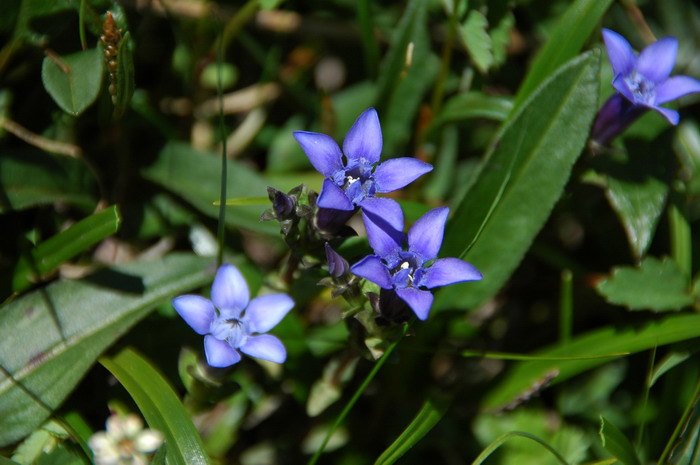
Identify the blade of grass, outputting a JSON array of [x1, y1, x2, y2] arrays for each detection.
[[307, 322, 411, 465], [471, 431, 570, 465], [99, 347, 211, 465]]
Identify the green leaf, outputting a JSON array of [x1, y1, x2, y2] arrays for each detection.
[[482, 313, 700, 411], [435, 51, 601, 312], [41, 48, 103, 116], [512, 0, 613, 110], [471, 431, 570, 465], [594, 142, 670, 259], [380, 0, 438, 155], [0, 253, 215, 447], [596, 256, 693, 312], [460, 9, 493, 73], [434, 91, 513, 126], [99, 347, 211, 465], [599, 416, 641, 465], [113, 31, 135, 117], [373, 396, 448, 465], [12, 205, 121, 293], [141, 141, 278, 235], [0, 149, 96, 213], [0, 457, 21, 465], [649, 350, 691, 388]]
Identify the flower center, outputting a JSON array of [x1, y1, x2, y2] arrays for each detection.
[[334, 159, 377, 205], [388, 252, 425, 289], [624, 72, 655, 105], [210, 316, 248, 348]]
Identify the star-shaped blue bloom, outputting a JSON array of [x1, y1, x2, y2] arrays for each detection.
[[173, 264, 294, 368], [603, 28, 700, 125], [293, 108, 433, 214], [350, 200, 482, 320]]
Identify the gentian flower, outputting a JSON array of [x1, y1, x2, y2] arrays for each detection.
[[173, 264, 294, 368], [89, 413, 164, 465], [350, 200, 482, 320], [293, 108, 433, 216], [592, 29, 700, 144]]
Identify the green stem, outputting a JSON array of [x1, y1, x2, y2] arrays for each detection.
[[307, 322, 411, 465], [79, 0, 88, 51], [669, 194, 691, 280], [216, 31, 228, 267], [357, 0, 379, 79], [430, 0, 459, 115], [657, 378, 700, 465], [559, 269, 573, 344]]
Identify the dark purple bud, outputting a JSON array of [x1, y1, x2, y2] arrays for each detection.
[[268, 187, 296, 219], [590, 93, 647, 147], [325, 243, 349, 278]]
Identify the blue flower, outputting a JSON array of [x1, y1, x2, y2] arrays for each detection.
[[293, 108, 433, 212], [173, 264, 294, 368], [350, 200, 482, 320], [602, 28, 700, 125]]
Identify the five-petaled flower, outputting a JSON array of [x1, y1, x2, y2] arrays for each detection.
[[293, 108, 432, 217], [350, 200, 482, 320], [88, 413, 164, 465], [173, 264, 294, 368], [602, 28, 700, 125]]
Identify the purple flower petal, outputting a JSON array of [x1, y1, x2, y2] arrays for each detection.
[[293, 131, 343, 177], [245, 294, 294, 333], [602, 29, 636, 77], [211, 264, 249, 316], [395, 287, 434, 320], [650, 105, 680, 125], [613, 75, 635, 102], [636, 37, 678, 84], [408, 207, 449, 259], [240, 334, 287, 363], [351, 255, 393, 289], [421, 258, 482, 289], [317, 178, 355, 210], [655, 75, 700, 104], [172, 295, 216, 335], [373, 158, 433, 193], [204, 335, 242, 367], [343, 108, 382, 164], [325, 242, 349, 277], [360, 198, 404, 257]]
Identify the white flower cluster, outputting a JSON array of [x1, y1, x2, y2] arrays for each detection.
[[88, 413, 164, 465]]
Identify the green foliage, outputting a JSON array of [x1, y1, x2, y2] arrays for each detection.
[[41, 48, 104, 116], [0, 254, 214, 446], [12, 205, 121, 293], [596, 257, 694, 312], [99, 347, 211, 465], [599, 416, 641, 465], [374, 395, 449, 465], [0, 150, 96, 213], [483, 314, 700, 411], [436, 51, 601, 311], [512, 0, 613, 109]]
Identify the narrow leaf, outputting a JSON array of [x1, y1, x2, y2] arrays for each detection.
[[41, 48, 103, 116], [471, 431, 570, 465], [599, 416, 642, 465], [12, 205, 121, 292], [141, 141, 278, 235], [99, 347, 211, 465], [482, 313, 700, 411], [512, 0, 613, 109], [374, 396, 448, 465], [435, 51, 600, 312], [0, 149, 96, 213], [0, 253, 215, 446], [113, 31, 135, 117]]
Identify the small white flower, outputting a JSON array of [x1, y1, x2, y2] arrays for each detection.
[[89, 413, 164, 465]]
